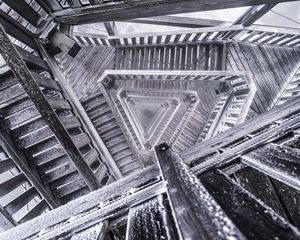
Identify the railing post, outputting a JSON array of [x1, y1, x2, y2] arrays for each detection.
[[0, 24, 99, 191], [155, 143, 300, 239], [125, 195, 177, 240], [154, 143, 244, 240]]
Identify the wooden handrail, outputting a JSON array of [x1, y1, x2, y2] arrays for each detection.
[[183, 97, 300, 175], [73, 24, 300, 48]]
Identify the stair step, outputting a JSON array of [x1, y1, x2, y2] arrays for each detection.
[[10, 118, 45, 139], [106, 176, 115, 185], [49, 171, 82, 190], [113, 150, 133, 161], [81, 92, 103, 105], [41, 163, 77, 184], [60, 116, 81, 129], [0, 158, 15, 174], [94, 163, 108, 183], [184, 126, 198, 139], [110, 143, 130, 155], [84, 98, 107, 112], [73, 133, 90, 149], [0, 94, 28, 110], [117, 155, 135, 168], [94, 117, 116, 129], [1, 98, 32, 118], [88, 106, 111, 120], [93, 114, 115, 127], [2, 106, 40, 130], [105, 138, 127, 148], [289, 79, 300, 86], [84, 149, 99, 166], [101, 128, 123, 141], [60, 186, 89, 205], [16, 46, 50, 72], [173, 142, 184, 152], [0, 174, 27, 196], [0, 74, 18, 91], [120, 164, 140, 176], [4, 187, 37, 215], [180, 133, 194, 146], [31, 145, 66, 167], [25, 136, 58, 156], [53, 178, 86, 198], [90, 109, 113, 122], [48, 97, 71, 110], [0, 83, 25, 106], [36, 154, 70, 174], [18, 200, 48, 224], [16, 126, 53, 149], [96, 122, 119, 135]]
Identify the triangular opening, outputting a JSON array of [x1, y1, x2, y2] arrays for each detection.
[[127, 98, 168, 137]]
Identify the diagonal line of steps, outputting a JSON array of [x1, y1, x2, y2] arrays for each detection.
[[0, 68, 105, 214], [81, 92, 143, 176]]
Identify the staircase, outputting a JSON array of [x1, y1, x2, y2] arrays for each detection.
[[276, 65, 300, 106], [114, 98, 142, 150], [0, 145, 50, 226], [0, 71, 92, 204], [81, 92, 142, 176], [0, 49, 114, 223], [114, 43, 225, 71], [182, 97, 300, 229]]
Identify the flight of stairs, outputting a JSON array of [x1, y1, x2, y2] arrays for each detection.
[[197, 96, 228, 143], [114, 98, 142, 150], [81, 92, 142, 176], [0, 63, 108, 226], [0, 144, 50, 225]]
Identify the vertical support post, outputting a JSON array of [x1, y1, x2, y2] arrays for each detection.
[[125, 195, 177, 240], [104, 21, 118, 36], [36, 40, 123, 180], [154, 143, 244, 240], [200, 170, 300, 239], [233, 4, 276, 26], [241, 143, 300, 191], [0, 24, 99, 191]]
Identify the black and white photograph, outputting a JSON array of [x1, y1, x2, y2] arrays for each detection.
[[0, 0, 299, 239]]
